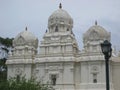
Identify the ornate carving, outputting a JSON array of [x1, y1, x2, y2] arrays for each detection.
[[51, 36, 60, 40], [45, 63, 63, 73], [90, 30, 99, 40], [17, 36, 24, 45], [91, 66, 99, 73], [15, 68, 22, 75]]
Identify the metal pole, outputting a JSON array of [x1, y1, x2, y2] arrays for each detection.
[[105, 55, 110, 90]]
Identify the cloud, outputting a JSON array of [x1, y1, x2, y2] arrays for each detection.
[[0, 0, 120, 50]]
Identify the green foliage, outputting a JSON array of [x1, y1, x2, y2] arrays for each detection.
[[0, 37, 54, 90], [0, 36, 13, 81], [0, 58, 6, 66], [0, 37, 13, 47], [0, 77, 53, 90], [0, 71, 7, 82], [0, 58, 7, 81]]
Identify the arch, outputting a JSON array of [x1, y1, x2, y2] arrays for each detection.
[[17, 36, 25, 45], [55, 26, 58, 32], [89, 30, 99, 40]]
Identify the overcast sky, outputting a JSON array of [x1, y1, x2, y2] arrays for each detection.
[[0, 0, 120, 50]]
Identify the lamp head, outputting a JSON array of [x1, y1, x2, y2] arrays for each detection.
[[101, 40, 112, 58]]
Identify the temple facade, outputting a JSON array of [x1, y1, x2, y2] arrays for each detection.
[[6, 4, 120, 90]]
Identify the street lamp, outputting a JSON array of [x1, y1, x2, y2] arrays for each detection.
[[101, 40, 112, 90]]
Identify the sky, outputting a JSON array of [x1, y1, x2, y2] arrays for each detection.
[[0, 0, 120, 50]]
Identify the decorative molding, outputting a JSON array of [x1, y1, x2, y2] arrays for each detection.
[[49, 73, 59, 79], [91, 65, 99, 73], [15, 68, 22, 75]]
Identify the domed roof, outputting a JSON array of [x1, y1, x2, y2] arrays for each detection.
[[48, 3, 73, 27], [13, 27, 38, 48], [84, 21, 110, 41]]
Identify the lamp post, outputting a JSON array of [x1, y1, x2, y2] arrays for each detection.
[[101, 40, 112, 90]]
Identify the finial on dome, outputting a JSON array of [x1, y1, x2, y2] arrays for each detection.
[[25, 27, 27, 31], [59, 3, 62, 9], [95, 20, 97, 25]]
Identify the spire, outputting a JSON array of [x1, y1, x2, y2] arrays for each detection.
[[59, 3, 62, 9], [95, 20, 97, 25], [25, 27, 27, 31]]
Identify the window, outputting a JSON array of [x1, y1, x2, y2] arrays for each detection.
[[51, 75, 57, 86], [93, 73, 97, 83], [55, 26, 58, 32], [67, 28, 69, 31]]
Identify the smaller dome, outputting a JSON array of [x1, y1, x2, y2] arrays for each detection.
[[13, 27, 38, 48], [83, 22, 110, 41]]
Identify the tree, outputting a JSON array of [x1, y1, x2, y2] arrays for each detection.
[[0, 37, 13, 47], [0, 37, 13, 81], [0, 77, 53, 90], [0, 58, 7, 82]]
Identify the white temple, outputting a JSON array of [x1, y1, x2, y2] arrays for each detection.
[[6, 4, 120, 90]]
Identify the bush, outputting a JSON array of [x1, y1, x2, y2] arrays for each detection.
[[0, 77, 53, 90]]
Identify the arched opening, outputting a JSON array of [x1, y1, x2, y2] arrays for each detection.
[[93, 73, 97, 83], [51, 75, 57, 86], [55, 26, 58, 32]]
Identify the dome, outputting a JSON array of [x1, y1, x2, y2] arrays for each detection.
[[13, 27, 38, 48], [48, 3, 73, 28], [83, 21, 110, 41]]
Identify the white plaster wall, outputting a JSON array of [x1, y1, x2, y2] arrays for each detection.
[[35, 62, 75, 90], [63, 63, 74, 84], [39, 47, 45, 54], [23, 64, 32, 79], [7, 65, 15, 79], [36, 63, 46, 82], [79, 61, 109, 90], [7, 63, 32, 80], [80, 62, 88, 84], [112, 62, 120, 90], [74, 62, 81, 89]]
